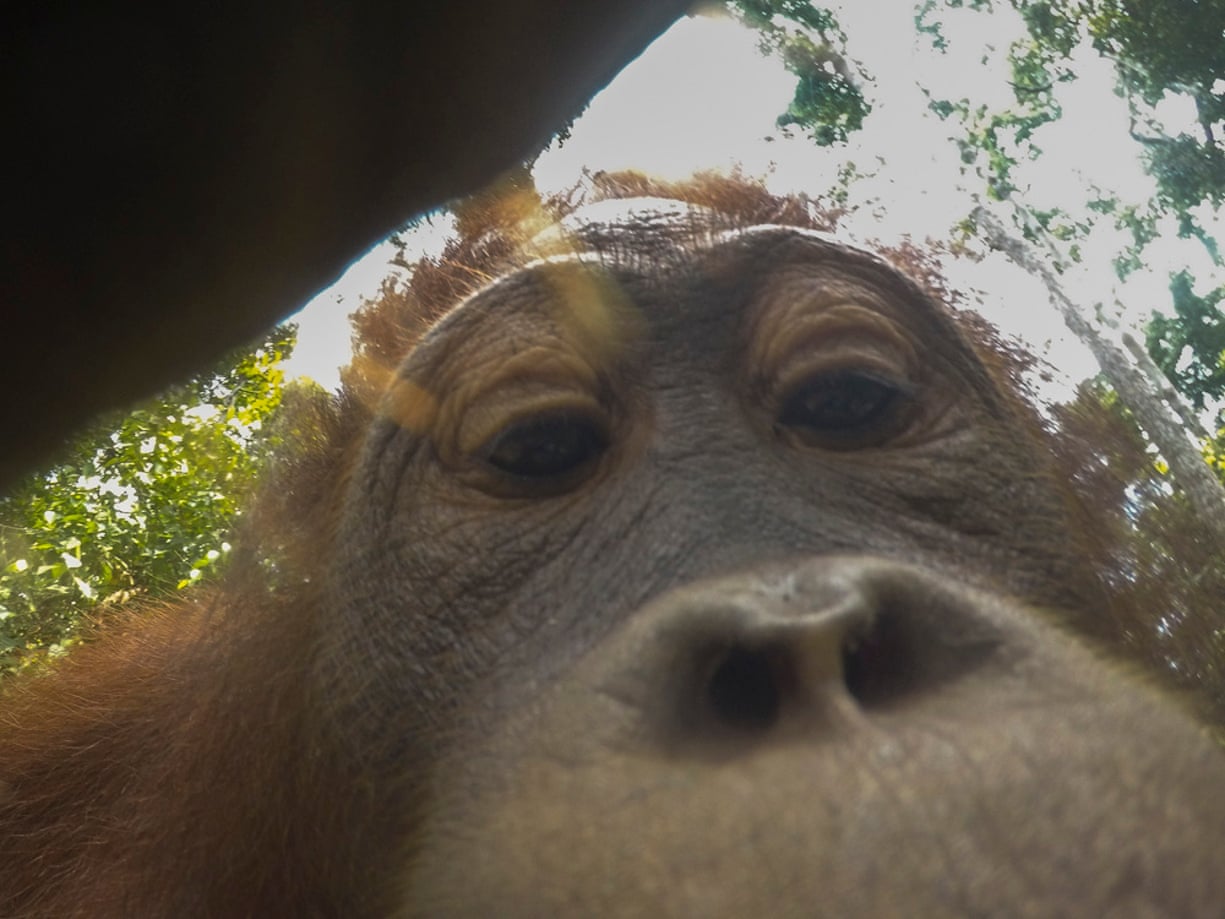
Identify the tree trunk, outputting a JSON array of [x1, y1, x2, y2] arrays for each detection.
[[973, 205, 1225, 547]]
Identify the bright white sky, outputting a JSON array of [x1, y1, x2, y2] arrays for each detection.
[[285, 5, 1221, 398]]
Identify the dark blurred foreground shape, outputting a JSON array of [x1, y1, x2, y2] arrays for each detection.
[[1, 1, 690, 488]]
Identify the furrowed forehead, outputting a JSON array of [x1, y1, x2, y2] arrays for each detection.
[[415, 211, 946, 358], [534, 198, 917, 297]]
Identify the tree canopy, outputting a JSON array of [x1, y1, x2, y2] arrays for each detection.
[[0, 326, 297, 674]]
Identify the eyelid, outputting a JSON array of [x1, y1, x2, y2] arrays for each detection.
[[770, 352, 914, 410], [754, 300, 911, 360], [822, 368, 917, 400], [420, 339, 606, 460], [456, 392, 608, 462], [743, 295, 931, 450], [750, 301, 918, 397]]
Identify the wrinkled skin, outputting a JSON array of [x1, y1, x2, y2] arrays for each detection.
[[320, 214, 1225, 915], [3, 207, 1224, 917]]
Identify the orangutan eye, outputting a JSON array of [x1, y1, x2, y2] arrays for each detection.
[[777, 370, 910, 446], [483, 411, 609, 480]]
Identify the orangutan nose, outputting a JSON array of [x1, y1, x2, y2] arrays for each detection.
[[599, 557, 1005, 748]]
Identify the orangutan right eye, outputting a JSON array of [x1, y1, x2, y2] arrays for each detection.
[[776, 370, 913, 449], [482, 411, 610, 481]]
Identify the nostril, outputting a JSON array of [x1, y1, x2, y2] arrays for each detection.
[[705, 645, 782, 733], [638, 566, 1008, 753], [842, 609, 917, 708], [840, 603, 1002, 709]]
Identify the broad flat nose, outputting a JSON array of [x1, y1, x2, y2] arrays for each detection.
[[593, 557, 1005, 751]]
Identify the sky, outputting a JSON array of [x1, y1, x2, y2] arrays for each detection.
[[284, 5, 1220, 401]]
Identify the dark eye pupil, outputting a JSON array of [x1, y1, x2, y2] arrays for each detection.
[[485, 414, 608, 479], [779, 372, 899, 433]]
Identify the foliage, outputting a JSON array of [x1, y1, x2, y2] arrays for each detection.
[[915, 0, 1224, 490], [0, 325, 297, 674], [725, 0, 871, 145], [1147, 272, 1225, 412], [923, 1, 1224, 249], [1146, 272, 1225, 484], [1051, 380, 1225, 706], [1054, 0, 1225, 241], [939, 0, 1225, 229], [922, 0, 1074, 202]]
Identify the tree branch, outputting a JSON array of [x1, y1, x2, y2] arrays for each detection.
[[973, 205, 1225, 545]]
